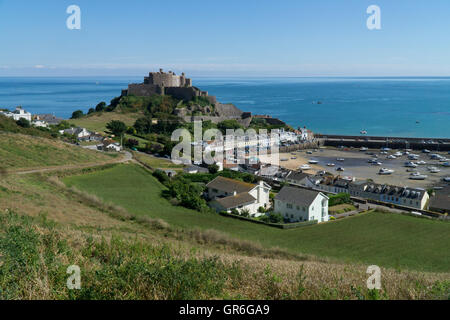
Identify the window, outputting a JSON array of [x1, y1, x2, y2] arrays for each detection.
[[296, 205, 300, 210], [287, 203, 293, 209]]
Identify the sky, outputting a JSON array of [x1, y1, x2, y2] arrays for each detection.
[[1, 0, 450, 77]]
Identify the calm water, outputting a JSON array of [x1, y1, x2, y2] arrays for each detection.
[[0, 77, 449, 138]]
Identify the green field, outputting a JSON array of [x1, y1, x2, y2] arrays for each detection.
[[63, 164, 450, 272], [0, 133, 115, 170]]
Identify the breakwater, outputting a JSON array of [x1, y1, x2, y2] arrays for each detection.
[[316, 134, 450, 151]]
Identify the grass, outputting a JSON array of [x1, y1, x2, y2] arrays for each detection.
[[0, 133, 115, 170], [63, 164, 450, 273], [329, 204, 357, 214], [0, 169, 448, 299], [70, 112, 143, 134], [133, 152, 184, 170]]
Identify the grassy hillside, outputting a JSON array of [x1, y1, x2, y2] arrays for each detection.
[[71, 111, 143, 134], [63, 164, 450, 272], [0, 171, 448, 300], [0, 133, 116, 171]]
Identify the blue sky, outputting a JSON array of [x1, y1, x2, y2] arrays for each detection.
[[1, 0, 450, 76]]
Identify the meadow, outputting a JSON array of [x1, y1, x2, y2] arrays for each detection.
[[63, 164, 450, 272], [0, 133, 115, 171]]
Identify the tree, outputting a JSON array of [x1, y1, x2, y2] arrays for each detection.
[[16, 118, 30, 128], [106, 120, 127, 145], [208, 164, 219, 174], [87, 108, 95, 114], [71, 110, 84, 119], [95, 101, 106, 112], [134, 117, 153, 134], [217, 120, 243, 133], [125, 138, 139, 149]]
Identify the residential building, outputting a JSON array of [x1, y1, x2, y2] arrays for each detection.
[[429, 186, 450, 214], [274, 186, 329, 223], [59, 127, 91, 139], [206, 176, 271, 216], [0, 106, 32, 122]]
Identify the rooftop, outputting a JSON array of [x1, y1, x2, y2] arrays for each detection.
[[206, 176, 256, 194], [275, 186, 325, 207]]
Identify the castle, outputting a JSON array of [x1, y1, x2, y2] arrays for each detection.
[[123, 69, 216, 104]]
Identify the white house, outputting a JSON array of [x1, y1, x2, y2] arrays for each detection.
[[274, 186, 329, 223], [0, 106, 32, 122], [207, 176, 271, 216], [59, 127, 91, 139], [32, 119, 49, 128]]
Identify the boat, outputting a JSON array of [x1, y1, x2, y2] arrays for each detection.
[[360, 147, 368, 151], [443, 177, 450, 182], [360, 130, 367, 135], [416, 160, 427, 165], [336, 167, 345, 171], [308, 160, 319, 164], [387, 155, 396, 159], [428, 167, 441, 173], [300, 164, 311, 170], [404, 161, 418, 168], [327, 163, 335, 167], [439, 158, 449, 162], [422, 149, 430, 153], [409, 172, 427, 180], [379, 168, 394, 175], [442, 162, 450, 167], [406, 168, 417, 172], [281, 158, 289, 161], [291, 157, 297, 160], [394, 152, 403, 157], [336, 158, 345, 162]]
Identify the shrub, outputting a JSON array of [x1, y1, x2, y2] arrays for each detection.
[[16, 118, 30, 128], [71, 110, 84, 119], [329, 193, 351, 206]]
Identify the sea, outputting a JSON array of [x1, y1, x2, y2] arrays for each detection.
[[0, 76, 449, 138]]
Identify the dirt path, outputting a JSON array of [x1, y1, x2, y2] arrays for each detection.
[[11, 151, 133, 175]]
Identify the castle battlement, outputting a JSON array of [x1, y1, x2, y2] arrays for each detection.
[[123, 69, 215, 104]]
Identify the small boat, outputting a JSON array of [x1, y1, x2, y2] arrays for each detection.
[[439, 158, 449, 162], [306, 151, 313, 154], [291, 157, 297, 160], [443, 177, 450, 182], [300, 164, 311, 170], [387, 155, 396, 159], [416, 160, 427, 165], [360, 130, 367, 135], [428, 167, 441, 173], [406, 168, 417, 172], [327, 163, 335, 167], [379, 168, 394, 175], [409, 172, 427, 180], [422, 149, 430, 153], [336, 167, 345, 171], [442, 162, 450, 167], [337, 158, 345, 162], [360, 147, 368, 151], [308, 160, 319, 164], [281, 158, 289, 162], [404, 161, 418, 168], [394, 152, 403, 157]]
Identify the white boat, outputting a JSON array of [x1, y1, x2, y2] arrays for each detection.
[[404, 161, 418, 168], [327, 163, 335, 167], [300, 164, 311, 170], [394, 152, 403, 157], [281, 158, 289, 161], [379, 168, 394, 175], [422, 149, 431, 153], [336, 167, 345, 171], [439, 158, 449, 162], [443, 177, 450, 182], [360, 130, 367, 134], [360, 147, 368, 151], [337, 158, 345, 162], [408, 154, 419, 160], [416, 160, 427, 165], [387, 155, 396, 159], [308, 160, 319, 164], [409, 172, 427, 180], [429, 167, 441, 173]]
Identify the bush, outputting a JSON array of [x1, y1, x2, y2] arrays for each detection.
[[16, 118, 31, 128], [71, 110, 84, 119], [329, 193, 351, 206], [153, 169, 170, 185]]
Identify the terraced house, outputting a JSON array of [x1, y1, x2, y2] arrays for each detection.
[[206, 176, 271, 216]]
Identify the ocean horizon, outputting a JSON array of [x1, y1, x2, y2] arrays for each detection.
[[0, 76, 449, 138]]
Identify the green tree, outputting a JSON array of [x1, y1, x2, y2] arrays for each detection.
[[106, 120, 127, 146], [16, 118, 31, 128], [95, 101, 106, 112], [134, 117, 153, 134], [87, 108, 95, 114], [71, 110, 84, 119]]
